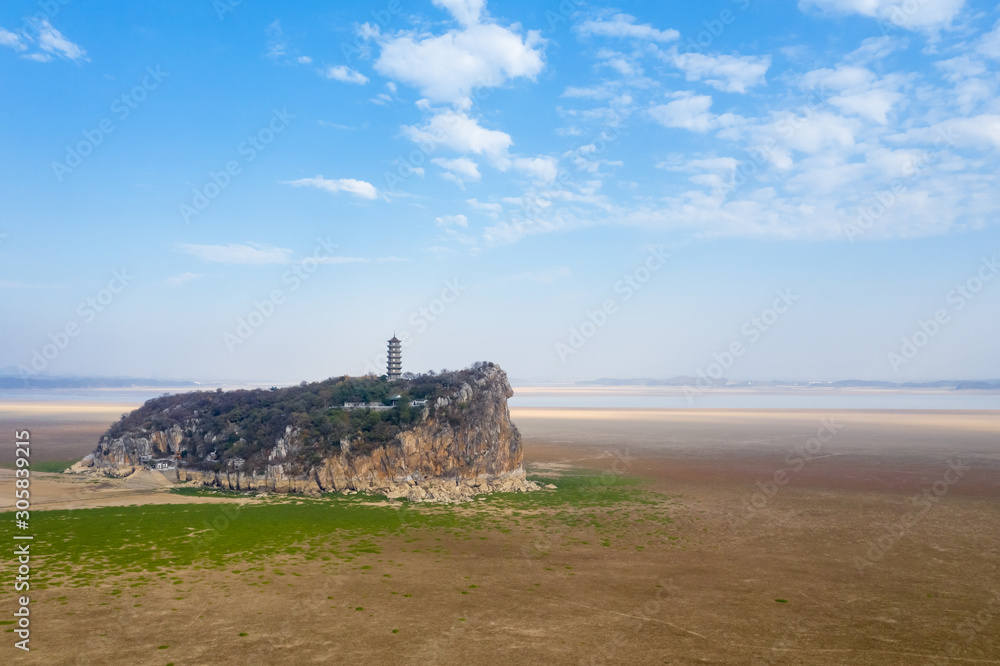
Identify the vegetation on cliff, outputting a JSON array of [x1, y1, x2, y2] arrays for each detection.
[[102, 362, 500, 475]]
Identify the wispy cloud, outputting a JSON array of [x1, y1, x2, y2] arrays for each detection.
[[35, 19, 86, 60], [0, 27, 27, 52], [466, 198, 502, 218], [577, 14, 679, 43], [324, 65, 369, 84], [498, 267, 571, 285], [799, 0, 965, 31], [315, 256, 369, 264], [0, 280, 69, 289], [436, 214, 469, 228], [318, 120, 356, 130], [266, 20, 316, 66], [178, 242, 293, 265], [1, 19, 87, 62], [266, 20, 288, 59], [166, 272, 204, 285], [312, 255, 409, 264], [283, 176, 378, 200]]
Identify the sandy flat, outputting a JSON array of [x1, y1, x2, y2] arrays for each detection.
[[0, 468, 254, 511], [2, 403, 1000, 663], [0, 401, 142, 417], [512, 406, 1000, 432], [512, 384, 1000, 397], [514, 407, 1000, 498]]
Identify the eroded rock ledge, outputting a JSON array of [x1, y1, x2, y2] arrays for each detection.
[[78, 364, 539, 502]]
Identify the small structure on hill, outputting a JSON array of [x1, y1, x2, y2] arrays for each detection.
[[342, 401, 393, 411], [387, 335, 402, 379], [149, 458, 177, 471]]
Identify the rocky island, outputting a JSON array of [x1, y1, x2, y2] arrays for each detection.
[[77, 362, 539, 502]]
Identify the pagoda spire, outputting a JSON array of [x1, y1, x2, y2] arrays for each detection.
[[387, 335, 402, 379]]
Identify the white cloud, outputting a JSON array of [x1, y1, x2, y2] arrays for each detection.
[[657, 156, 740, 191], [374, 20, 544, 107], [596, 48, 642, 78], [685, 157, 740, 172], [979, 20, 1000, 59], [315, 256, 370, 264], [0, 27, 26, 51], [798, 0, 965, 31], [178, 243, 293, 265], [562, 84, 615, 99], [829, 89, 903, 124], [763, 111, 858, 156], [432, 0, 485, 26], [935, 55, 986, 82], [324, 65, 369, 84], [34, 19, 86, 60], [266, 20, 287, 59], [310, 256, 408, 264], [432, 156, 481, 181], [403, 110, 512, 165], [513, 156, 558, 182], [436, 213, 469, 227], [466, 198, 502, 217], [648, 94, 719, 133], [577, 14, 679, 43], [266, 21, 316, 66], [668, 52, 771, 93], [801, 65, 873, 90], [845, 36, 901, 64], [472, 15, 1000, 247], [902, 115, 1000, 150], [501, 267, 571, 284], [800, 65, 903, 123], [166, 272, 203, 286], [2, 20, 86, 61], [283, 176, 378, 200]]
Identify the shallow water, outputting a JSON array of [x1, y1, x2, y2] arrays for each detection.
[[509, 392, 1000, 410]]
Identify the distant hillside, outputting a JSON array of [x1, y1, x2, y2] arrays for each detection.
[[0, 374, 202, 389], [577, 378, 1000, 390], [577, 376, 729, 387]]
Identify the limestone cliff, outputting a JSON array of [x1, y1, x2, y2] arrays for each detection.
[[83, 364, 536, 501]]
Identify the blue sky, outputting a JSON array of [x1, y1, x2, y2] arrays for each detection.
[[1, 0, 999, 383]]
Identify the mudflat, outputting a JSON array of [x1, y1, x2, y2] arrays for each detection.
[[0, 404, 998, 664]]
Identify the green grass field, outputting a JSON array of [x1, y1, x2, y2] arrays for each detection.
[[0, 474, 683, 591]]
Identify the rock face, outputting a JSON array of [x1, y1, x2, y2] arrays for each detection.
[[85, 364, 538, 502]]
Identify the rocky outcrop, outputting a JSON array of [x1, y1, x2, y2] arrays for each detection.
[[84, 364, 538, 502], [91, 422, 189, 469]]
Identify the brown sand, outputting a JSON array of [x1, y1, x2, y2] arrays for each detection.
[[0, 400, 138, 467], [2, 405, 999, 664], [514, 407, 1000, 496]]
